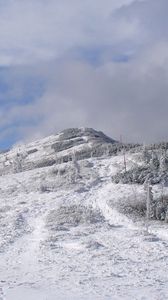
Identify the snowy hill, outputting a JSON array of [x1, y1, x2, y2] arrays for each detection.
[[1, 128, 168, 300], [0, 127, 118, 176]]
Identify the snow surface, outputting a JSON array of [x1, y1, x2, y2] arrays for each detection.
[[0, 145, 168, 299]]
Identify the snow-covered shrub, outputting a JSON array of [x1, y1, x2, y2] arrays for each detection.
[[110, 185, 168, 221], [153, 195, 168, 221], [146, 142, 168, 151], [112, 161, 168, 186], [52, 142, 142, 166], [112, 166, 149, 185], [46, 205, 105, 229], [36, 159, 56, 169], [59, 166, 66, 176], [112, 194, 146, 217], [51, 167, 59, 176], [59, 128, 84, 140], [40, 183, 51, 193], [13, 210, 30, 238], [27, 148, 38, 155], [51, 138, 85, 153]]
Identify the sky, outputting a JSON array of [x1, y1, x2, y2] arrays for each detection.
[[0, 0, 168, 149]]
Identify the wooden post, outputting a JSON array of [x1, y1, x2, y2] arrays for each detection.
[[123, 148, 127, 173], [120, 135, 127, 173], [146, 183, 152, 233]]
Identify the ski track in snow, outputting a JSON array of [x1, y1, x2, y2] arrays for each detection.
[[0, 156, 168, 299]]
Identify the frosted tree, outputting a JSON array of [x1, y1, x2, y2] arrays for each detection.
[[105, 144, 110, 157], [150, 151, 159, 170], [142, 144, 151, 164], [13, 153, 23, 173], [144, 180, 155, 216], [159, 154, 168, 173], [68, 151, 80, 184]]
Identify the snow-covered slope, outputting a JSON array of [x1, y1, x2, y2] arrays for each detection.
[[0, 127, 117, 176], [0, 129, 168, 300]]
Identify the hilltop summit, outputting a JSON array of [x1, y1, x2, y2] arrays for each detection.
[[0, 128, 117, 175]]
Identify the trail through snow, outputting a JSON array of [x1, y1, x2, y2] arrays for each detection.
[[0, 156, 168, 299]]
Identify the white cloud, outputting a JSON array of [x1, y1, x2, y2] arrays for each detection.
[[3, 40, 168, 143], [0, 0, 140, 65]]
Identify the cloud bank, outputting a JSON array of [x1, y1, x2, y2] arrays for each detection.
[[0, 0, 168, 147]]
